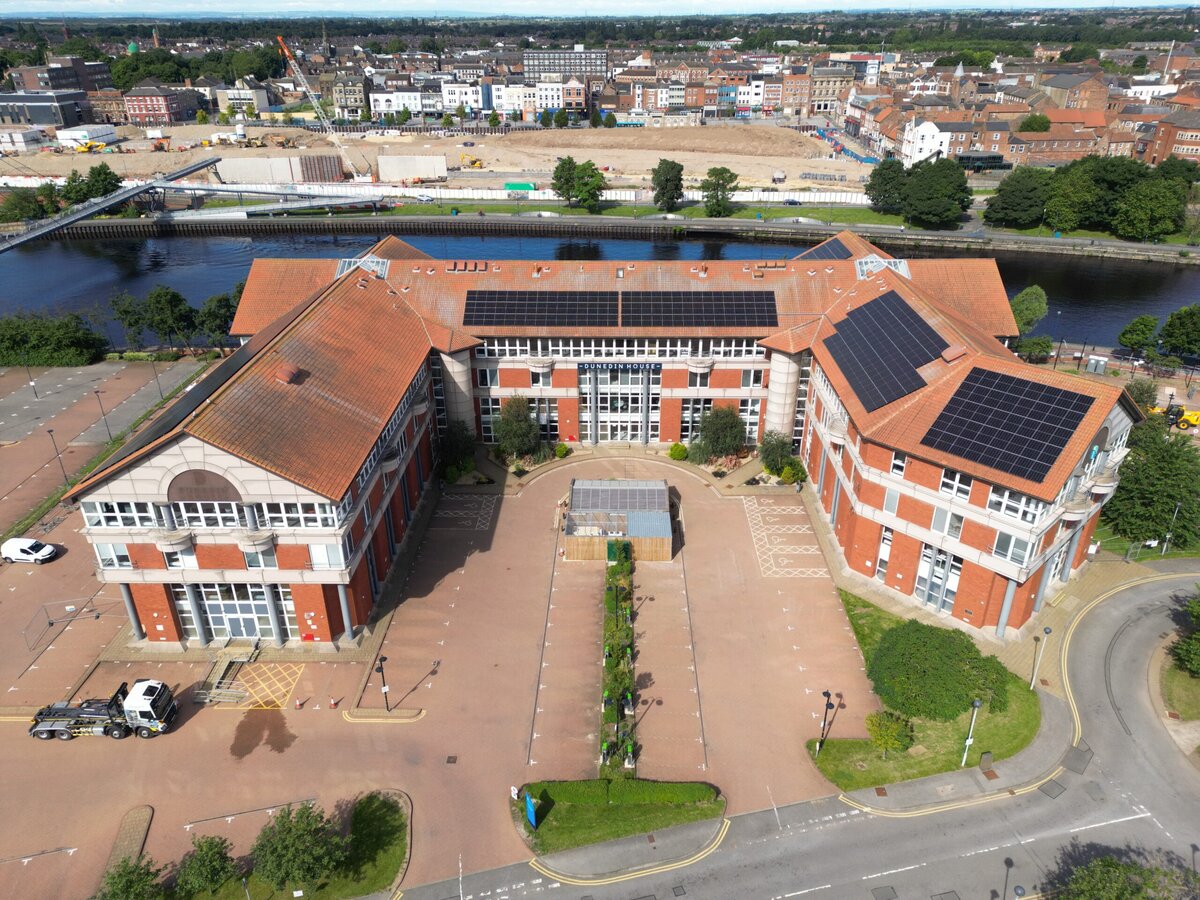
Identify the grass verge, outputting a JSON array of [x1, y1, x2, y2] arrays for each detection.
[[813, 591, 1041, 792], [1162, 658, 1200, 721], [168, 792, 407, 900], [517, 779, 724, 856], [1093, 521, 1200, 562], [1, 360, 210, 543]]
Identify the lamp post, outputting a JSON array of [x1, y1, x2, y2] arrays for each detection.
[[815, 689, 835, 757], [375, 655, 390, 712], [1030, 626, 1053, 690], [149, 355, 164, 401], [93, 390, 112, 442], [23, 356, 38, 400], [1163, 500, 1182, 556], [960, 698, 983, 767], [47, 428, 68, 486]]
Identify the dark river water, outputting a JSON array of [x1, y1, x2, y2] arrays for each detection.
[[0, 231, 1196, 347]]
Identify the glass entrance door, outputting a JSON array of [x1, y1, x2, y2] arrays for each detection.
[[226, 611, 260, 639]]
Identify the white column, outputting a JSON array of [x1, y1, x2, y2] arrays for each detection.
[[764, 351, 802, 437], [439, 350, 475, 434]]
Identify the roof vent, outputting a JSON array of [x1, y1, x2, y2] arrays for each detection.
[[533, 265, 542, 278], [616, 267, 624, 279], [941, 345, 967, 363], [274, 362, 301, 385], [807, 269, 817, 276]]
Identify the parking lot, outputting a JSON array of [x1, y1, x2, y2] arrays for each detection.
[[0, 456, 875, 896]]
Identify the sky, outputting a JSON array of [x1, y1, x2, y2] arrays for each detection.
[[0, 0, 1194, 18]]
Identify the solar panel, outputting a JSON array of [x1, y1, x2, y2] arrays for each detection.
[[621, 291, 778, 328], [463, 290, 618, 327], [921, 368, 1096, 483], [797, 238, 852, 261], [824, 291, 949, 412]]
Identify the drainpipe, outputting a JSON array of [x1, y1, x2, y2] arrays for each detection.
[[264, 583, 285, 647], [337, 583, 355, 642]]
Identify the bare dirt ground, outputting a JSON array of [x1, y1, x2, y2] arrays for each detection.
[[2, 122, 869, 190]]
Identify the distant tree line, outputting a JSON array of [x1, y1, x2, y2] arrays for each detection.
[[0, 162, 123, 224], [110, 282, 243, 351]]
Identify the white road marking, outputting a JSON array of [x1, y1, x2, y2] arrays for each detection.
[[862, 862, 925, 879], [1069, 812, 1151, 833], [776, 885, 832, 898]]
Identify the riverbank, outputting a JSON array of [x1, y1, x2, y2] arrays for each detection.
[[52, 213, 1200, 267]]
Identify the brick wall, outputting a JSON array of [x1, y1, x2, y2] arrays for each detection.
[[132, 583, 181, 642]]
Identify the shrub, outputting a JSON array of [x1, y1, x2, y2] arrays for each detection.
[[695, 405, 746, 457], [174, 835, 237, 897], [668, 442, 689, 461], [496, 395, 540, 459], [555, 442, 571, 459], [444, 465, 459, 484], [758, 430, 794, 475], [1172, 631, 1200, 676], [0, 312, 108, 366], [152, 350, 181, 361], [512, 464, 527, 478], [204, 348, 223, 360], [790, 460, 808, 483], [687, 439, 711, 465], [607, 780, 716, 805], [122, 351, 152, 361], [438, 419, 476, 474], [779, 465, 798, 485], [104, 352, 123, 361], [535, 779, 611, 805], [251, 803, 347, 892], [864, 711, 914, 759], [94, 856, 164, 900], [867, 619, 1011, 721]]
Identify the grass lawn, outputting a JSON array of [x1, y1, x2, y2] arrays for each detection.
[[813, 591, 1041, 792], [1162, 659, 1200, 721], [801, 206, 905, 227], [1093, 521, 1200, 562], [1000, 224, 1128, 241], [517, 780, 724, 856], [167, 793, 407, 900]]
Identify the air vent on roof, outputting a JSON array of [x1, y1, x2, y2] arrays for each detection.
[[941, 345, 967, 363], [698, 265, 708, 279], [275, 362, 301, 385], [807, 270, 817, 276], [616, 267, 624, 279]]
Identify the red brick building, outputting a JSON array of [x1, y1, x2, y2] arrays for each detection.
[[69, 233, 1136, 649], [123, 81, 185, 126], [1146, 110, 1200, 164]]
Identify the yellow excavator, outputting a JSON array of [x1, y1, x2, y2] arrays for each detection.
[[1149, 401, 1200, 429], [459, 153, 483, 169], [74, 141, 106, 153]]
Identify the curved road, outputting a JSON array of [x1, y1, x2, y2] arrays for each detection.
[[402, 576, 1200, 900]]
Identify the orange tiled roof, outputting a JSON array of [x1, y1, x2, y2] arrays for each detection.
[[231, 259, 339, 336]]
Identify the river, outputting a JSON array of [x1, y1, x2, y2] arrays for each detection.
[[0, 231, 1196, 347]]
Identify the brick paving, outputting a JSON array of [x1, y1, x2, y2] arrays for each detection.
[[104, 806, 153, 870]]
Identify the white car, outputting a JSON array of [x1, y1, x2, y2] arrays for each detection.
[[414, 194, 435, 203], [1, 538, 56, 565]]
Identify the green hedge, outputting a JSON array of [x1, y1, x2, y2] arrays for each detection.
[[0, 312, 108, 366], [526, 779, 717, 806]]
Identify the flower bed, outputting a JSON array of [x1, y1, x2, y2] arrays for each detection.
[[600, 540, 637, 776]]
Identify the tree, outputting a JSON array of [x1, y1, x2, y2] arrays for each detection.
[[358, 108, 371, 124], [455, 103, 467, 121], [60, 169, 90, 204], [539, 108, 553, 128], [984, 166, 1053, 228], [196, 109, 209, 125], [495, 395, 541, 459], [864, 711, 913, 759], [589, 108, 602, 127], [251, 803, 347, 893], [1118, 315, 1160, 353], [218, 110, 232, 125], [282, 110, 295, 125], [487, 109, 500, 127], [867, 619, 1010, 721], [1112, 177, 1186, 242], [1060, 43, 1099, 63], [35, 181, 59, 215], [553, 108, 569, 128], [85, 162, 122, 197], [1157, 155, 1200, 185], [1014, 335, 1054, 361], [551, 155, 579, 207], [574, 160, 607, 213], [1172, 630, 1200, 676], [1044, 164, 1100, 233], [94, 856, 164, 900], [758, 430, 794, 476], [174, 835, 236, 897], [1017, 113, 1050, 132], [696, 405, 747, 457], [603, 111, 617, 128], [1124, 377, 1159, 410], [1159, 305, 1200, 356], [865, 158, 907, 215], [0, 188, 45, 223], [1058, 856, 1195, 899], [1009, 285, 1048, 335], [143, 285, 196, 349], [651, 158, 684, 212], [196, 292, 238, 347], [398, 108, 411, 125], [700, 166, 739, 218], [441, 113, 454, 128], [901, 158, 970, 229], [1132, 54, 1150, 72], [110, 290, 148, 348], [244, 103, 257, 120], [1103, 417, 1200, 549]]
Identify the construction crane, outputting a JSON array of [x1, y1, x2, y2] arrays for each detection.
[[275, 35, 369, 181]]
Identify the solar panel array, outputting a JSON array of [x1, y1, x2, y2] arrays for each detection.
[[621, 291, 778, 328], [463, 290, 619, 327], [797, 238, 853, 261], [823, 291, 949, 412], [571, 479, 669, 513], [921, 368, 1095, 483]]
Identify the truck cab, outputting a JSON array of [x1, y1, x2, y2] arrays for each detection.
[[28, 679, 178, 741], [123, 680, 180, 735]]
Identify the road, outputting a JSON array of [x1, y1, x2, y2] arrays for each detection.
[[401, 575, 1200, 900]]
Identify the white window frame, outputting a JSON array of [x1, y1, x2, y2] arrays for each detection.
[[477, 367, 498, 388], [82, 501, 158, 528], [163, 548, 198, 569], [255, 502, 338, 528], [688, 370, 710, 389], [309, 543, 346, 570], [988, 487, 1047, 525], [940, 469, 973, 500], [95, 542, 132, 569], [530, 369, 549, 388], [890, 451, 907, 476], [244, 547, 278, 569], [741, 369, 764, 388], [993, 530, 1030, 566], [931, 507, 964, 539], [883, 488, 900, 515], [172, 501, 243, 529]]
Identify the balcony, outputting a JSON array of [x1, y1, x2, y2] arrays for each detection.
[[153, 529, 195, 552], [1060, 492, 1094, 522], [234, 529, 276, 552], [825, 416, 848, 445]]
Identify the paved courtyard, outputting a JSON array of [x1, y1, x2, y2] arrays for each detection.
[[0, 456, 876, 897]]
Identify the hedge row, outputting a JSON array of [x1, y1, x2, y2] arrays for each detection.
[[0, 312, 108, 366], [526, 779, 717, 806]]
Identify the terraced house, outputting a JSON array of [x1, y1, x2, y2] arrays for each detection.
[[67, 232, 1137, 650]]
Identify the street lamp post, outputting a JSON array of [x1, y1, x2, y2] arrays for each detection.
[[47, 428, 68, 486], [149, 356, 164, 401], [1014, 887, 1025, 898], [93, 390, 113, 442], [1030, 626, 1053, 690], [815, 689, 835, 757], [375, 655, 390, 712], [960, 698, 983, 767], [1163, 500, 1182, 556], [23, 357, 38, 400]]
